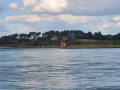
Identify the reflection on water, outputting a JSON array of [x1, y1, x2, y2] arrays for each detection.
[[0, 48, 120, 89]]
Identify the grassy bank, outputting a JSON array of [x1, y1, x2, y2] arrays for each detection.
[[1, 44, 120, 49], [68, 44, 120, 48], [1, 39, 120, 49], [0, 46, 60, 49], [67, 39, 120, 48]]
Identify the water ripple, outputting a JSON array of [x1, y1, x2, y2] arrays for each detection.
[[0, 48, 120, 89]]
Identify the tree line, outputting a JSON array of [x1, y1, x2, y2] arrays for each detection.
[[0, 30, 120, 46]]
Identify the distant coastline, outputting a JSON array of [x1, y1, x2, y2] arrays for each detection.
[[1, 45, 120, 49], [1, 30, 120, 49], [0, 46, 60, 49]]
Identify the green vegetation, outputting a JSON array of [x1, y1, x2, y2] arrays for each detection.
[[51, 36, 59, 41], [1, 30, 120, 48]]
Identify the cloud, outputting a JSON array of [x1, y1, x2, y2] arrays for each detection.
[[9, 0, 120, 16], [5, 14, 101, 34], [9, 3, 24, 11], [67, 0, 120, 16], [22, 0, 67, 13], [101, 16, 120, 29], [0, 20, 9, 32], [9, 3, 18, 10], [5, 14, 120, 34], [58, 14, 98, 25], [93, 19, 120, 34], [113, 16, 120, 22], [6, 15, 55, 23], [101, 21, 118, 29], [18, 26, 35, 33], [5, 14, 98, 25], [5, 0, 120, 35]]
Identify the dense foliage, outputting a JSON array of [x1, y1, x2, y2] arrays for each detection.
[[0, 30, 120, 46]]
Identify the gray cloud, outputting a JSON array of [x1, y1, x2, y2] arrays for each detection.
[[5, 14, 120, 34], [5, 14, 98, 24], [67, 0, 120, 16], [10, 0, 120, 16]]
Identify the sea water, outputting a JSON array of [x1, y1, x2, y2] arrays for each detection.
[[0, 48, 120, 90]]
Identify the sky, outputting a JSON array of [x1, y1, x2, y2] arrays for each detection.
[[1, 0, 120, 36]]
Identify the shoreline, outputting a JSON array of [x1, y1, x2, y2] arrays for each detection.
[[0, 46, 120, 49], [0, 46, 61, 49]]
